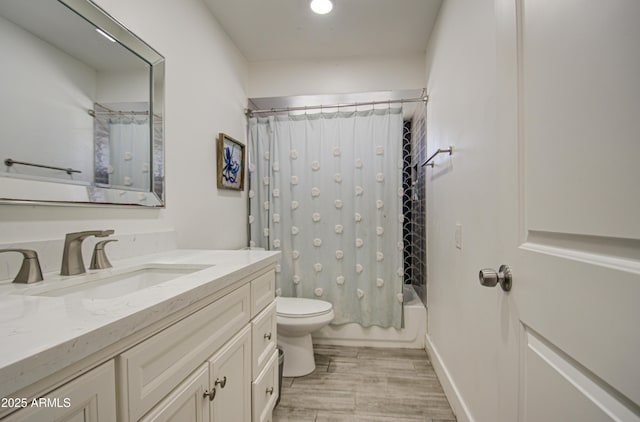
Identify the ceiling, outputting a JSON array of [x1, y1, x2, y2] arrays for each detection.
[[203, 0, 443, 62], [0, 0, 148, 71]]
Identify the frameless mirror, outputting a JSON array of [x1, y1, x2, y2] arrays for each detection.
[[0, 0, 165, 207]]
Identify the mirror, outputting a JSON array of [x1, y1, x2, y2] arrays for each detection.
[[0, 0, 165, 207]]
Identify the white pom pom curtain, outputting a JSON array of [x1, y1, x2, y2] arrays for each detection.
[[248, 107, 404, 328]]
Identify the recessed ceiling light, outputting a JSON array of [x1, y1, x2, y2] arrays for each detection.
[[310, 0, 333, 15]]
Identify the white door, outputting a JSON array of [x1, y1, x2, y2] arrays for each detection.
[[495, 0, 640, 420]]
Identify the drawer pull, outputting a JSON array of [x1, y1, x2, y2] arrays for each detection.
[[264, 332, 272, 340], [203, 389, 216, 401], [266, 386, 274, 395], [215, 376, 227, 389]]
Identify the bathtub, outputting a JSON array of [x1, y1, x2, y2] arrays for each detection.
[[313, 284, 427, 349]]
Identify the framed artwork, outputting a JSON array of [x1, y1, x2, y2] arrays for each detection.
[[217, 133, 245, 190]]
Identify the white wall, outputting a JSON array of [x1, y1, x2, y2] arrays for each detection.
[[0, 15, 96, 183], [0, 0, 250, 250], [423, 0, 500, 421], [96, 69, 149, 103], [248, 54, 425, 98]]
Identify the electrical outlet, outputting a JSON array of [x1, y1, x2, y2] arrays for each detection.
[[455, 224, 462, 250]]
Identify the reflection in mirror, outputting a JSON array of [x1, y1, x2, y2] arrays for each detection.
[[0, 0, 165, 206]]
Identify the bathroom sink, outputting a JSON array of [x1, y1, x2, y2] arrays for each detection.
[[15, 264, 213, 300]]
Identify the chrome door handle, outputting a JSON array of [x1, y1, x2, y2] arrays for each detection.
[[479, 265, 512, 292]]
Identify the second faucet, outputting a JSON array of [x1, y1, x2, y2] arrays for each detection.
[[60, 230, 115, 276]]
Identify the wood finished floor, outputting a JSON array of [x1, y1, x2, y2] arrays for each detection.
[[273, 345, 456, 422]]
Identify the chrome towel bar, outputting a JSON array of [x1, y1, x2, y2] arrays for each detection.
[[421, 146, 453, 167], [4, 158, 81, 175]]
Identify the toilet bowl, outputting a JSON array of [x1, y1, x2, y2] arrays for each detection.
[[276, 296, 334, 377]]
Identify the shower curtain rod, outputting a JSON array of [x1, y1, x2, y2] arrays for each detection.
[[89, 102, 162, 119], [88, 109, 150, 117], [245, 95, 428, 117]]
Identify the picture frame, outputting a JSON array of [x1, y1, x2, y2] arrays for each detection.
[[216, 133, 245, 190]]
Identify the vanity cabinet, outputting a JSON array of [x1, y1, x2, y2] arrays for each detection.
[[0, 263, 277, 422], [117, 284, 251, 421], [3, 361, 116, 422], [118, 267, 277, 422]]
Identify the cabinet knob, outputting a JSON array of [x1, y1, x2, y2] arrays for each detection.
[[266, 386, 274, 395], [215, 376, 227, 389], [264, 332, 272, 340], [203, 389, 216, 401]]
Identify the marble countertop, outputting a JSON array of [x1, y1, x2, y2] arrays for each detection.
[[0, 249, 279, 398]]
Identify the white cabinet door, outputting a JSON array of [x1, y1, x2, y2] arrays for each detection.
[[3, 361, 116, 422], [140, 363, 209, 422], [495, 0, 640, 420], [209, 325, 252, 422]]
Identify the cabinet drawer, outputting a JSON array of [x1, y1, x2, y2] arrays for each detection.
[[251, 300, 277, 379], [252, 350, 279, 422], [251, 270, 275, 318], [118, 284, 250, 422]]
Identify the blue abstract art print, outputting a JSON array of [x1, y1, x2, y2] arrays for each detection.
[[217, 133, 245, 190]]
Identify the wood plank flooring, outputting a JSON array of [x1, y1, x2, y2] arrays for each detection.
[[273, 345, 456, 422]]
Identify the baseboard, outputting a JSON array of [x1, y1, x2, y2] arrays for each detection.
[[425, 334, 474, 422]]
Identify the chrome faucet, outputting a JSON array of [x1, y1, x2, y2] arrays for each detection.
[[0, 249, 44, 284], [60, 230, 114, 276]]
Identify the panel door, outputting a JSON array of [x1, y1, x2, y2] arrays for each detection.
[[140, 363, 209, 422], [209, 325, 252, 422], [496, 0, 640, 420], [3, 361, 116, 422]]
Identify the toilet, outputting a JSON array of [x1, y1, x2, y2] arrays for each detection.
[[276, 296, 335, 377]]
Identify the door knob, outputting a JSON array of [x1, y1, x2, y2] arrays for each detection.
[[479, 265, 512, 292]]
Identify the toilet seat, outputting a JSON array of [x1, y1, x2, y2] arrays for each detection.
[[277, 297, 333, 318]]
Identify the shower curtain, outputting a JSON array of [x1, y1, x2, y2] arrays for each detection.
[[108, 118, 150, 191], [248, 107, 405, 328]]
